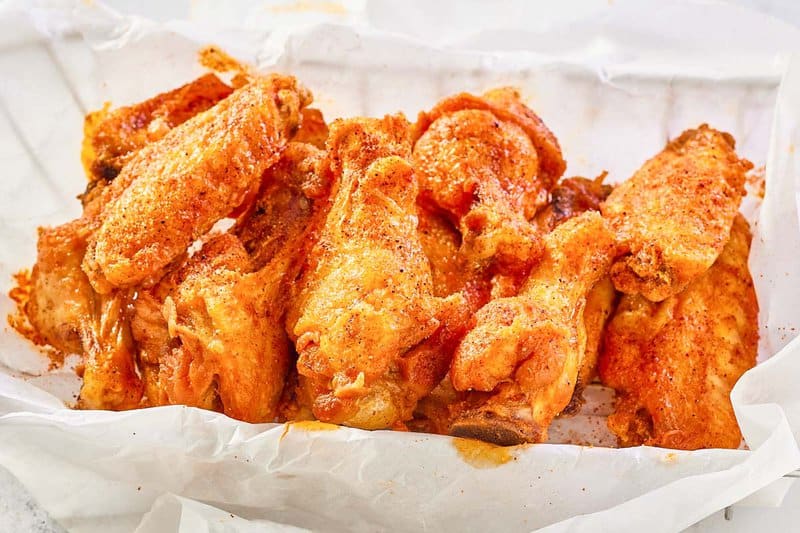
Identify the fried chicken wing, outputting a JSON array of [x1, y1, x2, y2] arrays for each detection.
[[288, 115, 462, 429], [83, 75, 312, 292], [130, 143, 328, 418], [534, 176, 617, 412], [598, 215, 758, 450], [82, 73, 233, 186], [24, 221, 94, 355], [602, 125, 751, 302], [155, 234, 289, 421], [449, 212, 616, 444], [77, 290, 143, 410], [412, 88, 565, 272], [23, 220, 144, 410]]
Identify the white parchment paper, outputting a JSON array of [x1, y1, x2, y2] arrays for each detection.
[[1, 1, 800, 531]]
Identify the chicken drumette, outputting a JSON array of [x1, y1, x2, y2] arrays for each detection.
[[450, 211, 616, 445], [412, 88, 565, 275]]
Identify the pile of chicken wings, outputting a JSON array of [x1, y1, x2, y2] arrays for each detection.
[[14, 62, 758, 451]]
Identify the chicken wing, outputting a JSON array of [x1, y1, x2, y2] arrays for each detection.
[[83, 75, 312, 292], [598, 215, 757, 450], [535, 176, 617, 412], [77, 289, 143, 410], [153, 234, 289, 421], [449, 212, 616, 444], [412, 88, 565, 272], [602, 125, 751, 302], [23, 75, 245, 408], [288, 115, 463, 429], [82, 73, 233, 186], [131, 143, 328, 418]]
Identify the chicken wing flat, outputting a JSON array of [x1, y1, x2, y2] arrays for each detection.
[[24, 221, 94, 355], [288, 115, 462, 429], [412, 88, 565, 272], [449, 212, 616, 444], [131, 143, 328, 418], [602, 125, 751, 302], [155, 234, 290, 422], [598, 215, 757, 450], [82, 73, 233, 186], [83, 75, 312, 292]]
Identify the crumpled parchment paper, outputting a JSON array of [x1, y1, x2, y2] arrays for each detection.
[[1, 1, 800, 531]]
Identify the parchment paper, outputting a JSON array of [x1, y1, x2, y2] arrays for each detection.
[[1, 1, 800, 531]]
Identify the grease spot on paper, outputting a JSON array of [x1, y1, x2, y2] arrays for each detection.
[[453, 437, 513, 468]]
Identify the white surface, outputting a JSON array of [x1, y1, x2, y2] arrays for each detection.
[[1, 1, 800, 532]]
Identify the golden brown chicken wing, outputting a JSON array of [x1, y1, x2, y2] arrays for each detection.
[[412, 88, 565, 272], [534, 176, 617, 412], [77, 290, 143, 410], [598, 215, 758, 450], [131, 143, 328, 418], [23, 75, 244, 409], [82, 73, 233, 186], [602, 125, 751, 302], [288, 115, 464, 429], [83, 75, 312, 293], [154, 234, 290, 422], [449, 212, 616, 444], [24, 221, 94, 355]]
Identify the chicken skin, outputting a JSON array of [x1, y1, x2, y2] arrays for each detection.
[[450, 212, 616, 445], [412, 88, 565, 272], [602, 125, 751, 302], [153, 234, 289, 422], [288, 115, 463, 429], [535, 176, 617, 412], [598, 215, 758, 450], [83, 75, 312, 292], [81, 73, 233, 186], [131, 142, 328, 418]]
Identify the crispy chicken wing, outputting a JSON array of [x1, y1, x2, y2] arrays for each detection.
[[157, 234, 290, 422], [23, 75, 245, 409], [288, 115, 463, 429], [449, 212, 616, 444], [83, 75, 312, 292], [25, 221, 94, 355], [131, 143, 328, 418], [602, 125, 751, 302], [535, 176, 617, 412], [412, 88, 565, 272], [82, 73, 233, 186], [598, 215, 757, 450], [77, 290, 143, 410]]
